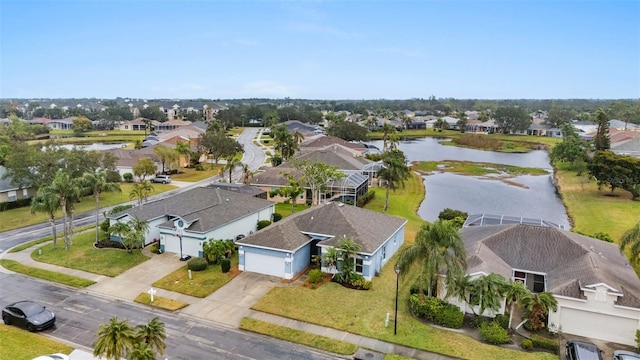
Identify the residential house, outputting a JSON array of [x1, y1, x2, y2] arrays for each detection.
[[236, 202, 407, 280], [443, 222, 640, 346], [0, 167, 37, 204], [104, 147, 160, 181], [155, 119, 192, 131], [119, 118, 160, 131], [107, 187, 275, 256]]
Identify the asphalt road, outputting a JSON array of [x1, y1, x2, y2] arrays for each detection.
[[0, 273, 339, 360]]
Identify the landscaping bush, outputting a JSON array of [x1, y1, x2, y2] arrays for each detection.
[[438, 208, 469, 221], [521, 339, 534, 351], [123, 172, 133, 182], [530, 334, 559, 354], [272, 212, 283, 222], [149, 244, 158, 253], [187, 257, 208, 271], [257, 220, 271, 230], [409, 278, 430, 296], [470, 315, 489, 330], [308, 269, 323, 284], [356, 190, 375, 207], [0, 198, 31, 211], [195, 164, 205, 171], [220, 258, 231, 273], [108, 204, 133, 215], [409, 294, 464, 329], [100, 219, 110, 233], [494, 313, 509, 330], [478, 321, 510, 345]]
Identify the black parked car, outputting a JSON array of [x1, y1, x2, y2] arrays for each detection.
[[614, 350, 640, 360], [2, 301, 56, 331], [565, 340, 603, 360]]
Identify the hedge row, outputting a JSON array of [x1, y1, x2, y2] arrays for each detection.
[[530, 334, 559, 354], [409, 294, 464, 329]]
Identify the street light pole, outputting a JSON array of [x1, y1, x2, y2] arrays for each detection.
[[394, 264, 400, 335]]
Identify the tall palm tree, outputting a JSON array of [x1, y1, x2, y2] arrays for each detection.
[[127, 342, 155, 360], [46, 171, 81, 251], [82, 171, 121, 244], [620, 219, 640, 265], [135, 316, 166, 356], [520, 292, 558, 331], [504, 280, 531, 329], [175, 140, 191, 169], [129, 181, 154, 206], [223, 155, 243, 183], [468, 273, 507, 316], [377, 149, 411, 212], [292, 130, 305, 144], [380, 123, 396, 151], [108, 221, 131, 250], [30, 187, 61, 249], [397, 220, 467, 300], [241, 163, 255, 185], [93, 317, 136, 360]]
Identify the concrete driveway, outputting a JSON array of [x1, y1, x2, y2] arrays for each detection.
[[180, 271, 282, 327]]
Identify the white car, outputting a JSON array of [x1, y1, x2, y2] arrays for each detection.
[[32, 354, 70, 360]]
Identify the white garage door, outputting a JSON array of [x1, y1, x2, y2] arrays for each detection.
[[162, 235, 200, 258], [244, 252, 285, 278], [560, 307, 636, 345]]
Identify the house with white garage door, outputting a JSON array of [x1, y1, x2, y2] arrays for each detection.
[[107, 187, 274, 257], [236, 202, 407, 280], [451, 223, 640, 346]]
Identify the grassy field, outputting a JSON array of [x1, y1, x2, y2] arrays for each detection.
[[152, 256, 239, 298], [251, 173, 557, 360], [0, 182, 176, 232], [170, 166, 223, 182], [33, 230, 149, 277], [274, 203, 311, 218], [0, 324, 73, 360], [239, 317, 358, 355], [412, 161, 549, 177], [0, 259, 96, 288]]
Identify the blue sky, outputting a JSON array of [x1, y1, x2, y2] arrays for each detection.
[[1, 0, 639, 100]]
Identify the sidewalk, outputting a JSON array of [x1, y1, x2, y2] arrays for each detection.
[[1, 243, 459, 360]]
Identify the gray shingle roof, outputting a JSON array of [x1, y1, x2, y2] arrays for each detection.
[[461, 224, 640, 307], [108, 187, 273, 234], [237, 202, 407, 254]]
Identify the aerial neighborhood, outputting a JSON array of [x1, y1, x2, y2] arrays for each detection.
[[1, 96, 639, 360]]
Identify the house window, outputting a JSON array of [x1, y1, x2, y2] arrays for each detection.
[[7, 191, 17, 202], [513, 271, 526, 284], [355, 258, 363, 274], [382, 246, 386, 260], [533, 274, 545, 293], [23, 189, 28, 197]]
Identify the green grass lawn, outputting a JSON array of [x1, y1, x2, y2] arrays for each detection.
[[274, 203, 310, 218], [0, 182, 176, 232], [170, 166, 223, 182], [32, 230, 149, 277], [251, 174, 556, 360], [0, 324, 73, 360], [0, 259, 96, 288], [152, 256, 239, 298], [134, 292, 189, 311]]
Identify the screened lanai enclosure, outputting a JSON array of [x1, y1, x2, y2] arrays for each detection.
[[317, 171, 369, 205], [463, 213, 566, 229]]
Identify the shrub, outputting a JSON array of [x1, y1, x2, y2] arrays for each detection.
[[438, 208, 469, 221], [0, 198, 31, 211], [149, 244, 157, 253], [521, 339, 534, 351], [195, 164, 205, 171], [257, 220, 271, 230], [494, 314, 509, 330], [356, 190, 375, 207], [108, 204, 133, 215], [272, 213, 283, 222], [308, 269, 323, 284], [409, 278, 430, 296], [636, 329, 640, 352], [470, 316, 489, 330], [220, 258, 231, 273], [123, 172, 133, 182], [409, 294, 464, 329], [187, 257, 208, 271], [100, 219, 110, 233], [530, 334, 559, 354], [478, 321, 510, 344]]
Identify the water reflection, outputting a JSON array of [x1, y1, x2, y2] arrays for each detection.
[[367, 138, 570, 229]]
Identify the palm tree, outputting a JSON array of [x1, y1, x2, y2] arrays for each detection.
[[332, 237, 362, 283], [377, 149, 411, 212], [30, 187, 61, 249], [93, 317, 136, 360], [397, 220, 467, 300], [620, 219, 640, 265], [46, 171, 81, 251], [504, 280, 531, 329], [108, 221, 132, 250], [175, 140, 191, 169], [127, 342, 156, 360], [520, 292, 558, 331], [292, 130, 305, 144], [82, 171, 121, 244], [241, 163, 255, 185], [223, 155, 243, 183], [380, 123, 396, 151], [468, 273, 507, 316], [135, 316, 166, 356], [129, 181, 154, 206]]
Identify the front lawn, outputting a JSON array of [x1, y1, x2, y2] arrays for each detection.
[[251, 173, 556, 360], [134, 293, 189, 311], [0, 324, 73, 360], [274, 203, 310, 218], [170, 166, 223, 182], [32, 230, 149, 277], [152, 256, 239, 298], [0, 259, 95, 288]]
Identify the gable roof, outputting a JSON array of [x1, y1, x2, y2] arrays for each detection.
[[460, 224, 640, 308], [108, 187, 273, 234], [237, 202, 406, 254], [300, 135, 366, 151]]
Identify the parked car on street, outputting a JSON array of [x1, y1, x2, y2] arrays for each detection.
[[32, 354, 70, 360], [151, 174, 171, 184], [565, 340, 603, 360], [614, 350, 640, 360], [2, 300, 56, 331]]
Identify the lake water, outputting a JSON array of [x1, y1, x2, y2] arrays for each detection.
[[367, 138, 571, 229]]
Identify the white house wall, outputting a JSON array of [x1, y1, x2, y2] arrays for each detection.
[[549, 288, 640, 346]]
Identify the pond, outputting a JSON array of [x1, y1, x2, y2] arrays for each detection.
[[367, 138, 571, 229]]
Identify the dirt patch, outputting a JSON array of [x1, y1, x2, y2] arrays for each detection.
[[226, 266, 241, 277], [302, 273, 333, 289]]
